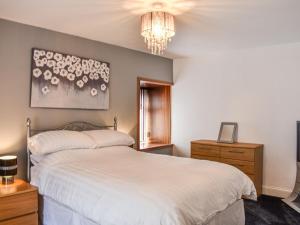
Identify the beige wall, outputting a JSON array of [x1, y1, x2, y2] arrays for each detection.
[[0, 19, 173, 179], [172, 42, 300, 197]]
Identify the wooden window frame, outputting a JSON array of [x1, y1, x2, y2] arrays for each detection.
[[137, 77, 173, 151]]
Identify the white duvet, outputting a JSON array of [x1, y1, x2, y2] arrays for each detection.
[[31, 146, 256, 225]]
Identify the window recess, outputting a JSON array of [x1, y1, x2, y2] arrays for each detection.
[[137, 77, 172, 151]]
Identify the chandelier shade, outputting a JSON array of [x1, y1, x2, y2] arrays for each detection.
[[141, 11, 175, 55]]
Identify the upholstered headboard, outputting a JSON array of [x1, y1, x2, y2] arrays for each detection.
[[26, 117, 117, 181]]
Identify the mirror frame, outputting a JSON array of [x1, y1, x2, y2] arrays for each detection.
[[217, 122, 238, 143]]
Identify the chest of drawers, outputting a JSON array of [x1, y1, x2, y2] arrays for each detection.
[[191, 140, 263, 196], [0, 179, 38, 225]]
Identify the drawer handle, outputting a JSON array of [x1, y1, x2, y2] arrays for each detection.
[[228, 150, 244, 154], [197, 148, 213, 150], [228, 163, 244, 167], [236, 164, 245, 167]]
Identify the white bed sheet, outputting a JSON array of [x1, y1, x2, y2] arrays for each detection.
[[31, 146, 256, 225], [40, 196, 245, 225]]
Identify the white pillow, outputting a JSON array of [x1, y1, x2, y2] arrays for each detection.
[[28, 130, 95, 155], [30, 154, 44, 165], [82, 130, 135, 148]]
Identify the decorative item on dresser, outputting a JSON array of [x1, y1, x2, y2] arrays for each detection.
[[217, 122, 238, 143], [0, 179, 38, 225], [191, 140, 263, 196]]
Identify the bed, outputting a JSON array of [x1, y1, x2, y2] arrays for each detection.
[[26, 118, 256, 225]]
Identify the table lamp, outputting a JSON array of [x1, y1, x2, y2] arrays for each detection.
[[0, 155, 17, 185]]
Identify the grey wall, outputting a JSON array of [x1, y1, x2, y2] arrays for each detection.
[[0, 19, 173, 179]]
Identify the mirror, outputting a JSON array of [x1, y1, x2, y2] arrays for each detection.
[[217, 122, 238, 143]]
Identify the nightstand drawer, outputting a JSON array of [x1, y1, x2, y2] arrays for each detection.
[[0, 190, 37, 221], [221, 158, 254, 174], [191, 144, 220, 157], [221, 147, 254, 161], [191, 154, 220, 162], [0, 213, 38, 225]]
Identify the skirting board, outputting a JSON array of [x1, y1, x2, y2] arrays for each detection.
[[263, 186, 292, 198]]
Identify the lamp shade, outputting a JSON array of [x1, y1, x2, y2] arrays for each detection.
[[141, 11, 175, 55], [0, 155, 17, 176]]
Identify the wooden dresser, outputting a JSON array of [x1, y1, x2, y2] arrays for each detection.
[[0, 179, 38, 225], [191, 140, 263, 196]]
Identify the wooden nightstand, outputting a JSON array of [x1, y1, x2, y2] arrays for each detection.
[[0, 179, 38, 225]]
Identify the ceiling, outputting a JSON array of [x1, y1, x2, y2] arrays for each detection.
[[0, 0, 300, 58]]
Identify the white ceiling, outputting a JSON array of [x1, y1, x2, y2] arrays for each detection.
[[0, 0, 300, 58]]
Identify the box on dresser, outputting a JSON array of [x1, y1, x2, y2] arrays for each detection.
[[191, 140, 263, 196], [0, 179, 38, 225]]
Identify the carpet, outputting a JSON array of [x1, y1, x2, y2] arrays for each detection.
[[245, 195, 300, 225]]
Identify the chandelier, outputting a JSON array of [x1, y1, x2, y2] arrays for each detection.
[[141, 11, 175, 55]]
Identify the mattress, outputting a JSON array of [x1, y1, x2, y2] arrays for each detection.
[[31, 146, 256, 225], [40, 196, 245, 225]]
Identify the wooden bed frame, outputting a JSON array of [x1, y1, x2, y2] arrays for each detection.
[[26, 117, 118, 182]]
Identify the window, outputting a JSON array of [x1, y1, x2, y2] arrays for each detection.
[[137, 77, 172, 151], [140, 88, 150, 144]]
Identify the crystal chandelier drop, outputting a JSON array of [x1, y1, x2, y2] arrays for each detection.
[[141, 11, 175, 55]]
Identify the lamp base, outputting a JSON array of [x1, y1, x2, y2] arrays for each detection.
[[2, 176, 14, 185]]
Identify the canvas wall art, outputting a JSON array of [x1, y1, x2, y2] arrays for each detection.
[[30, 48, 110, 109]]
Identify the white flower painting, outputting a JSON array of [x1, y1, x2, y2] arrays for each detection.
[[44, 70, 52, 80], [41, 86, 50, 95], [90, 88, 98, 96], [51, 76, 60, 85], [30, 48, 110, 109], [33, 68, 42, 78], [76, 80, 84, 88]]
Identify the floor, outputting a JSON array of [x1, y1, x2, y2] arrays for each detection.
[[245, 195, 300, 225]]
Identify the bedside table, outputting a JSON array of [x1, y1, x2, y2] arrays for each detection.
[[0, 179, 38, 225]]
